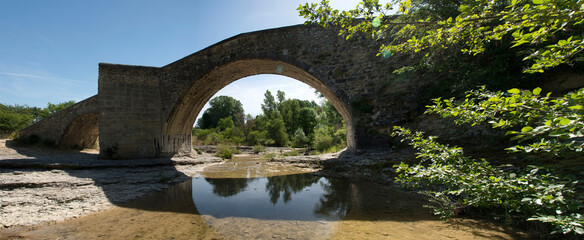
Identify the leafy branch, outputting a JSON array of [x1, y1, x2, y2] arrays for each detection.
[[426, 87, 584, 154], [298, 0, 584, 73], [392, 126, 584, 235]]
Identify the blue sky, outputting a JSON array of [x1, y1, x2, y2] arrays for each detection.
[[0, 0, 361, 117]]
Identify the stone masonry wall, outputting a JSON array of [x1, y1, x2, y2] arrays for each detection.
[[19, 95, 99, 147], [28, 24, 438, 159], [98, 64, 163, 158]]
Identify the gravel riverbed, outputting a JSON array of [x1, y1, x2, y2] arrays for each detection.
[[0, 139, 223, 228]]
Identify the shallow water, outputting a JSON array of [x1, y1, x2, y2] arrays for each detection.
[[10, 155, 526, 239]]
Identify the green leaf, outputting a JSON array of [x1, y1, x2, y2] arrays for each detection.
[[508, 88, 521, 94], [521, 126, 534, 132], [559, 118, 571, 125], [372, 17, 381, 27], [458, 4, 469, 12], [532, 0, 543, 5], [568, 105, 583, 110], [532, 87, 542, 95]]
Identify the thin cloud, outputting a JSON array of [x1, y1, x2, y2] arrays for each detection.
[[0, 72, 86, 85]]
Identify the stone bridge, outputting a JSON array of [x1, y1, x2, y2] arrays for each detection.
[[20, 24, 427, 159]]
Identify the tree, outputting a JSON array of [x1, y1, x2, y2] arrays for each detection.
[[0, 110, 33, 137], [38, 100, 76, 120], [261, 90, 279, 118], [292, 128, 309, 147], [277, 90, 286, 109], [0, 101, 76, 137], [267, 117, 288, 147], [197, 96, 244, 129], [392, 88, 584, 235], [299, 0, 584, 235], [298, 0, 584, 73], [298, 107, 317, 137]]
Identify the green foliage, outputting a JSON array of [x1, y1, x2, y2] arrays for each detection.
[[313, 127, 335, 152], [217, 116, 235, 131], [298, 0, 584, 73], [253, 144, 265, 154], [281, 99, 317, 136], [0, 101, 75, 137], [0, 110, 33, 137], [39, 100, 75, 120], [426, 87, 584, 154], [292, 128, 309, 147], [299, 1, 584, 236], [392, 126, 583, 235], [194, 148, 202, 155], [197, 96, 244, 129], [216, 145, 237, 159], [313, 124, 346, 152], [281, 149, 300, 157], [264, 151, 277, 160], [267, 117, 288, 147], [261, 90, 279, 118], [193, 89, 345, 149], [246, 130, 267, 146]]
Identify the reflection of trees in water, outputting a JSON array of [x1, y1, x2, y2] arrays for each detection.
[[204, 178, 256, 197], [265, 174, 321, 204], [313, 178, 353, 219]]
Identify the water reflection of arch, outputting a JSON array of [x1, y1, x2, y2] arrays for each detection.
[[59, 113, 99, 149]]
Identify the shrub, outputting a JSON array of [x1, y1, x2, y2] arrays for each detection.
[[313, 128, 334, 152], [216, 145, 235, 159], [282, 149, 300, 157], [253, 144, 264, 154], [264, 152, 277, 160], [292, 128, 309, 147], [193, 148, 202, 155]]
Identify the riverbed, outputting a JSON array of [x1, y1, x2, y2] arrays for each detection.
[[0, 141, 527, 239]]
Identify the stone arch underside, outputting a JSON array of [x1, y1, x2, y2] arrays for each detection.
[[59, 113, 99, 149], [161, 59, 355, 156]]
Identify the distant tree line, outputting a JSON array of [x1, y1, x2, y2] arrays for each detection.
[[192, 90, 346, 152], [0, 101, 76, 138]]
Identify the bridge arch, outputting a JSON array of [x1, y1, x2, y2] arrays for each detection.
[[19, 95, 99, 150], [97, 24, 394, 158], [161, 59, 355, 156], [59, 113, 99, 149]]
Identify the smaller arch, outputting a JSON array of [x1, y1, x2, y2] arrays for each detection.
[[59, 113, 99, 150]]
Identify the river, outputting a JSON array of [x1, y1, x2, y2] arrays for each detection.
[[10, 155, 526, 239]]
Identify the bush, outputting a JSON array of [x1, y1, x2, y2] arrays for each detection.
[[216, 145, 237, 159], [253, 144, 264, 154], [193, 148, 202, 155], [264, 152, 277, 160], [313, 126, 335, 152], [0, 110, 33, 137], [292, 128, 309, 147], [282, 149, 300, 157]]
